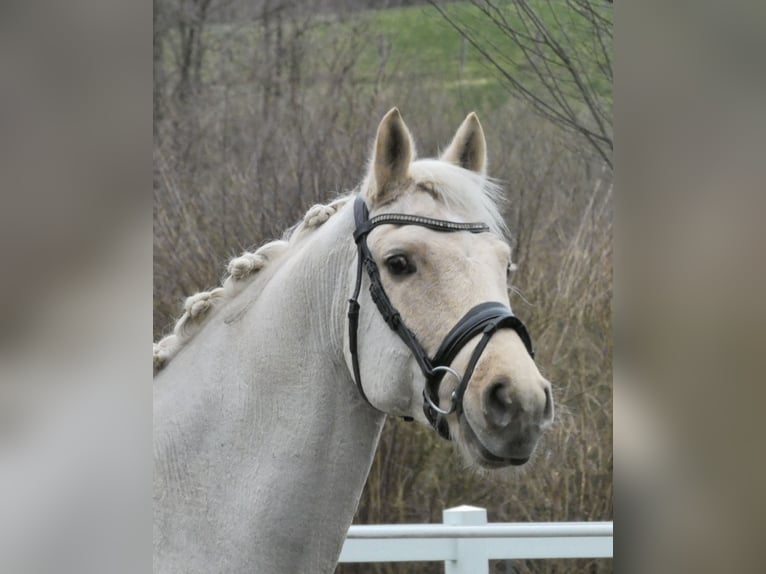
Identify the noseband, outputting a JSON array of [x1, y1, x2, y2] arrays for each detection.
[[347, 196, 535, 440]]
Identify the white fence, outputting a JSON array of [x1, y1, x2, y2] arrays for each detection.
[[339, 505, 613, 574]]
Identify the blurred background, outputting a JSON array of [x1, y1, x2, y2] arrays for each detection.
[[153, 2, 612, 573]]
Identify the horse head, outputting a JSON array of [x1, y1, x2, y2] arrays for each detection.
[[347, 108, 554, 468]]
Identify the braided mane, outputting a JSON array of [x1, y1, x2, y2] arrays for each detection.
[[153, 195, 351, 374]]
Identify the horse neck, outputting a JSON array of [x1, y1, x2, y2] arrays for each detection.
[[154, 204, 385, 574]]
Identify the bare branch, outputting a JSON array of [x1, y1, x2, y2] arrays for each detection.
[[429, 0, 612, 169]]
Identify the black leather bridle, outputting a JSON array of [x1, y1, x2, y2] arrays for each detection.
[[347, 196, 535, 440]]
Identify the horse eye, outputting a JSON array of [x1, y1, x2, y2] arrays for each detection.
[[385, 254, 416, 276]]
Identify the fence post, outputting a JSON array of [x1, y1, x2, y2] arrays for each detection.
[[443, 505, 489, 574]]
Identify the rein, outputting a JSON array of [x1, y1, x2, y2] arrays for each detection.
[[347, 196, 534, 440]]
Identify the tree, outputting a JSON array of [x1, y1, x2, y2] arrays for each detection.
[[429, 0, 613, 169]]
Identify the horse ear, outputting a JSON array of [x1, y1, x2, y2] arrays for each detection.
[[367, 108, 414, 205], [441, 112, 487, 174]]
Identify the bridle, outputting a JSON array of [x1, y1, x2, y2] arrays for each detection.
[[347, 196, 535, 440]]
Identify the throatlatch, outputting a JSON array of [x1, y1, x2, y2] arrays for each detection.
[[347, 196, 535, 440]]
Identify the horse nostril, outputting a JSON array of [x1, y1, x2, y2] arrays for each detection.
[[543, 384, 554, 423], [483, 378, 515, 428]]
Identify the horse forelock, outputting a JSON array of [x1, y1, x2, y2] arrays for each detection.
[[408, 159, 507, 236], [153, 195, 352, 375]]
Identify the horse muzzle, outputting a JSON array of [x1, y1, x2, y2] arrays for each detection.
[[460, 374, 554, 468]]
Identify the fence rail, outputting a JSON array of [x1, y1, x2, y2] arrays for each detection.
[[339, 505, 613, 573]]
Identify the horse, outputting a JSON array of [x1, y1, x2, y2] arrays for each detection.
[[153, 108, 554, 573]]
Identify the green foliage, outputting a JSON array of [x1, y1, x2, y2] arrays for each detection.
[[159, 1, 611, 115]]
